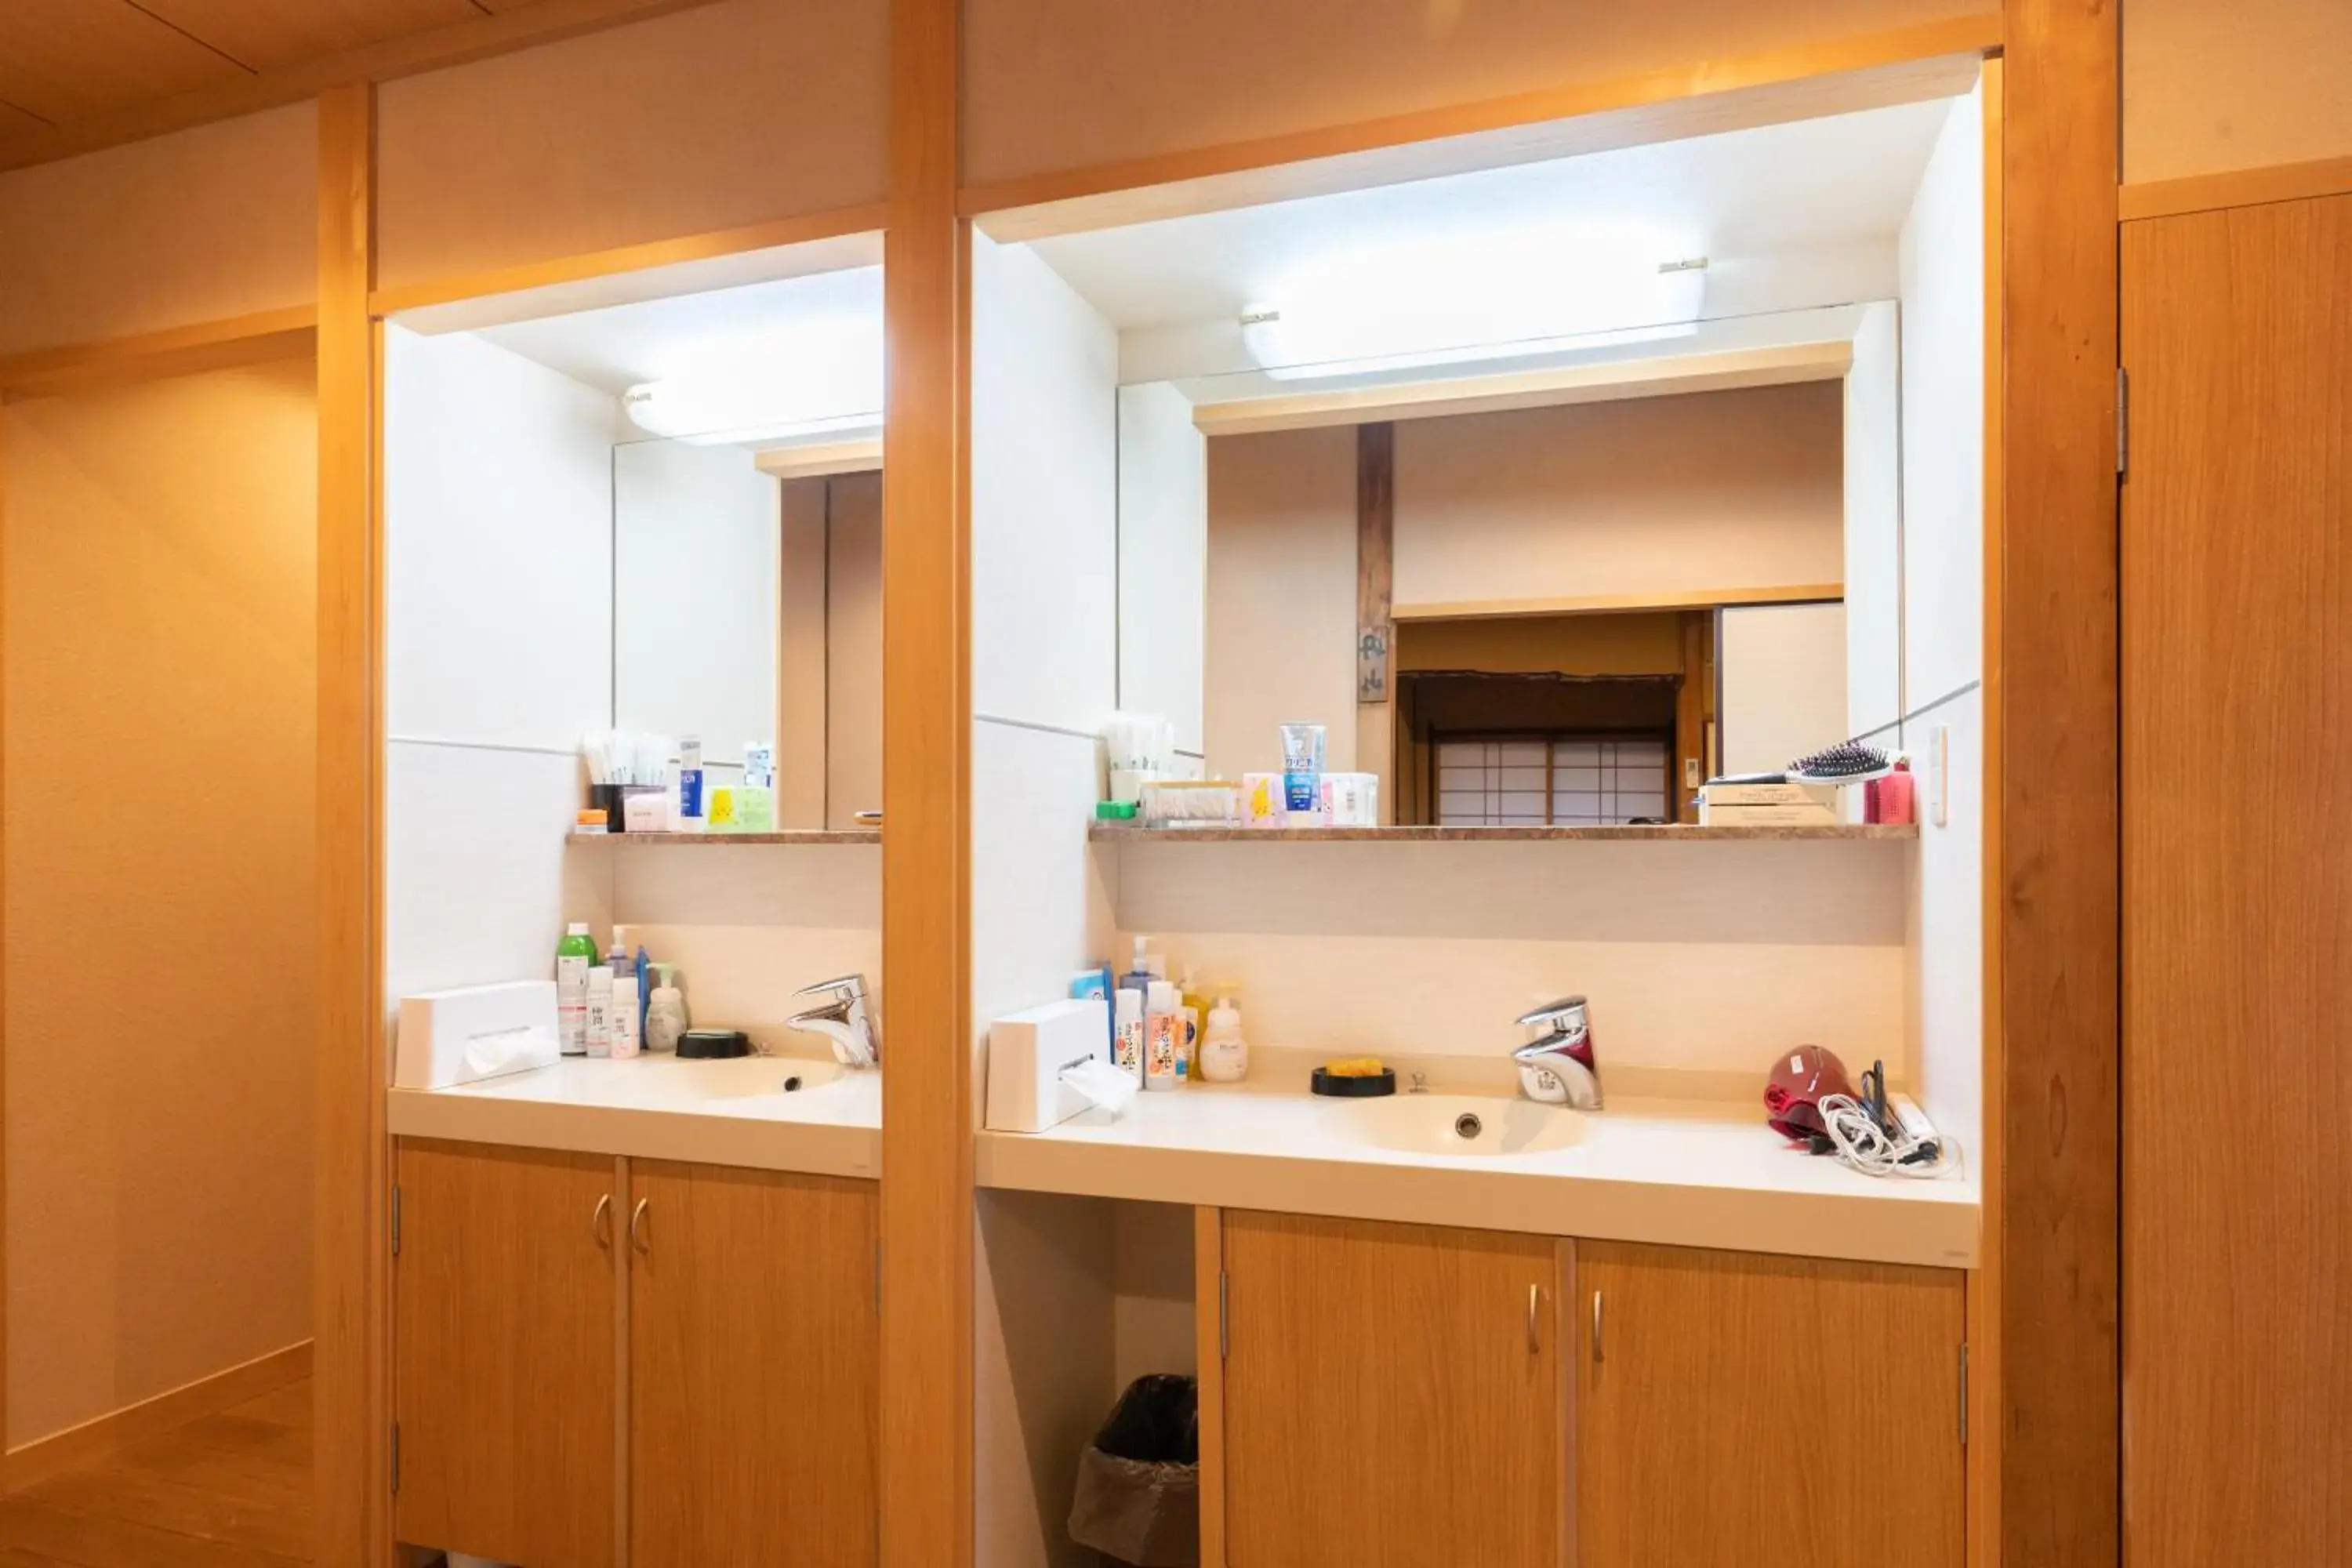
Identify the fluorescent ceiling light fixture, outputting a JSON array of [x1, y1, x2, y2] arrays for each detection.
[[624, 313, 884, 445], [1241, 220, 1707, 382]]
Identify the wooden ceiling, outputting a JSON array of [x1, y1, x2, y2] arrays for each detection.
[[0, 0, 714, 172]]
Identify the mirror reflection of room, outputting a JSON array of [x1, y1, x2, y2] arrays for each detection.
[[1071, 93, 1970, 834]]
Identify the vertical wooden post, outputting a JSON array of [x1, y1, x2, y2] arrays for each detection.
[[880, 0, 971, 1564], [1193, 1207, 1227, 1568], [1356, 423, 1394, 817], [315, 80, 390, 1568], [1675, 612, 1707, 822], [1998, 1, 2120, 1561]]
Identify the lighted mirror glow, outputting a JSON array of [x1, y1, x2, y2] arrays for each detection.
[[1240, 219, 1706, 380]]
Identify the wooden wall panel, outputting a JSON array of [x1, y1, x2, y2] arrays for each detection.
[[879, 2, 971, 1567], [963, 1, 1995, 191], [314, 80, 390, 1568], [1996, 0, 2118, 1563], [2121, 191, 2352, 1568]]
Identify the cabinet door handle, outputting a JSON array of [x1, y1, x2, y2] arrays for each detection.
[[1526, 1284, 1542, 1355], [630, 1197, 651, 1254], [592, 1193, 613, 1249], [1592, 1289, 1605, 1363]]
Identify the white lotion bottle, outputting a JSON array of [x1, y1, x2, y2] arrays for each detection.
[[612, 974, 641, 1059], [645, 964, 688, 1054], [1144, 980, 1181, 1091], [1113, 986, 1145, 1082], [585, 966, 614, 1058], [556, 921, 594, 1056]]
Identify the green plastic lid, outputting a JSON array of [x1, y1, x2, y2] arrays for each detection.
[[1095, 800, 1138, 820]]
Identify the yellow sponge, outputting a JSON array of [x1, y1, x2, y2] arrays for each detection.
[[1321, 1056, 1387, 1078]]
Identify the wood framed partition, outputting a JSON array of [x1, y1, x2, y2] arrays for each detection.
[[314, 78, 391, 1568], [878, 2, 973, 1567]]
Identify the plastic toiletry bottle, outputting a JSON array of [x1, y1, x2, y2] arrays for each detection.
[[612, 974, 641, 1059], [634, 944, 654, 1037], [1121, 935, 1155, 999], [605, 927, 633, 982], [1113, 987, 1145, 1082], [645, 964, 688, 1054], [677, 735, 706, 831], [585, 965, 615, 1058], [1144, 980, 1182, 1090], [1178, 964, 1209, 1054], [1199, 990, 1249, 1083], [556, 922, 597, 1055]]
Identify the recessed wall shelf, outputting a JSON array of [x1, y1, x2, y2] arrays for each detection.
[[1087, 822, 1915, 844], [568, 829, 881, 846]]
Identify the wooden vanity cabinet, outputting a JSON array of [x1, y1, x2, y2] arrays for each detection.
[[628, 1161, 880, 1568], [1574, 1240, 1965, 1568], [392, 1138, 619, 1568], [391, 1140, 880, 1566], [1218, 1211, 1571, 1568]]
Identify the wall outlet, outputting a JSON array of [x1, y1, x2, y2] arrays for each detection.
[[1930, 724, 1951, 827]]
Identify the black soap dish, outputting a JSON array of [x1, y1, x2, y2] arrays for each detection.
[[677, 1028, 752, 1059], [1310, 1065, 1397, 1098]]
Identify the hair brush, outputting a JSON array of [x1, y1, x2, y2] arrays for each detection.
[[1787, 739, 1893, 785]]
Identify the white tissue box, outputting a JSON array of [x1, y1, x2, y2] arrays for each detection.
[[395, 981, 562, 1091], [986, 998, 1110, 1133]]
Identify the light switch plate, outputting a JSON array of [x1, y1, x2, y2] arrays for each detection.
[[1930, 724, 1951, 827]]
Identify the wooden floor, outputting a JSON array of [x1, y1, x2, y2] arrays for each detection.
[[0, 1377, 312, 1566]]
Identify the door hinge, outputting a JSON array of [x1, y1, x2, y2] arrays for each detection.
[[390, 1422, 401, 1494], [1958, 1345, 1970, 1447], [1218, 1270, 1229, 1362], [2116, 366, 2129, 479], [390, 1184, 401, 1258]]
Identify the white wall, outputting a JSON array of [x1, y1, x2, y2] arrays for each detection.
[[1845, 301, 1903, 740], [1718, 602, 1849, 777], [613, 439, 782, 770], [385, 326, 619, 1003], [971, 232, 1127, 1568], [1117, 383, 1208, 759], [1896, 82, 1986, 1165]]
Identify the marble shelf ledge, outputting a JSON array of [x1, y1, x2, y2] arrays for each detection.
[[1087, 822, 1917, 844], [568, 829, 880, 846]]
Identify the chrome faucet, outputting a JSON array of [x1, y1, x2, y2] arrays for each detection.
[[787, 975, 880, 1068], [1512, 996, 1601, 1109]]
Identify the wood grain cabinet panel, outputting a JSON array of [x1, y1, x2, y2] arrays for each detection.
[[1220, 1211, 1567, 1568], [2121, 191, 2352, 1568], [392, 1138, 618, 1568], [1576, 1241, 1964, 1568], [630, 1161, 880, 1568]]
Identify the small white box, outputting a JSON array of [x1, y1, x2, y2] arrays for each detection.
[[396, 981, 562, 1091], [985, 998, 1110, 1133]]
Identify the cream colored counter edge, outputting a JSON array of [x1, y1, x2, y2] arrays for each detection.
[[387, 1080, 882, 1180], [975, 1102, 1979, 1272]]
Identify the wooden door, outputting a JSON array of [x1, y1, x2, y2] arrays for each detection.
[[1576, 1241, 1963, 1568], [393, 1138, 618, 1567], [1221, 1211, 1566, 1568], [2122, 192, 2352, 1566], [630, 1161, 880, 1568]]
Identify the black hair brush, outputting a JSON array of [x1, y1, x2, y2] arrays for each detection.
[[1787, 739, 1893, 785]]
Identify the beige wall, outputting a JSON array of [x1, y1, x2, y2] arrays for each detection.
[[964, 0, 1994, 185], [0, 103, 315, 355], [376, 0, 887, 290], [1203, 426, 1360, 780], [2123, 0, 2352, 184], [1394, 383, 1845, 612], [3, 361, 317, 1446]]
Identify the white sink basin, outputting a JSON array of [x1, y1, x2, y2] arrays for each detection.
[[648, 1055, 848, 1101], [1326, 1094, 1585, 1158]]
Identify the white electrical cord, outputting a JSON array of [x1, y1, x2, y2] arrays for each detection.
[[1816, 1094, 1960, 1179]]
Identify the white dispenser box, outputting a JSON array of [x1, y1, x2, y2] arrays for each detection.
[[396, 980, 562, 1091], [986, 998, 1110, 1133]]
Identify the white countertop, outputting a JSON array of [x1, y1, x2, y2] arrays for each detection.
[[976, 1084, 1979, 1270], [387, 1055, 880, 1180]]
